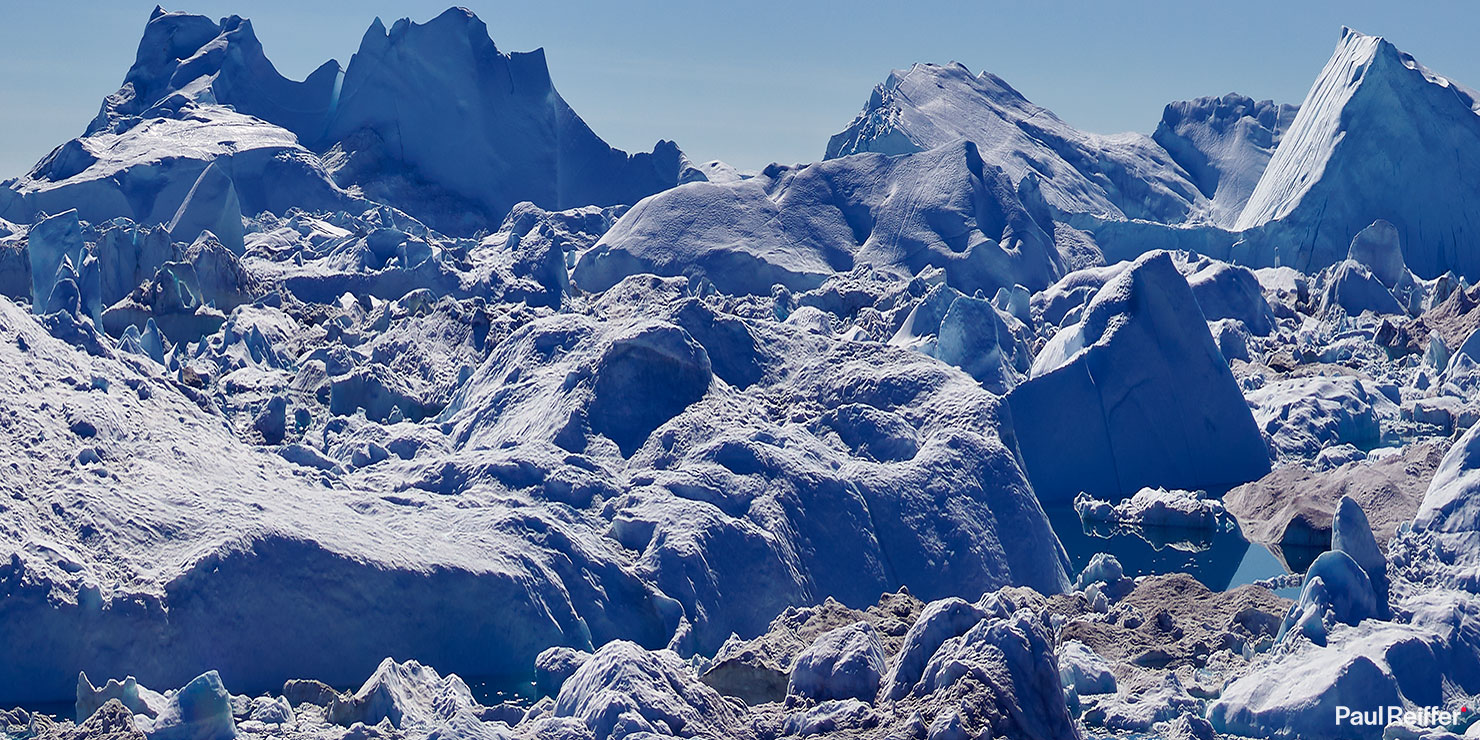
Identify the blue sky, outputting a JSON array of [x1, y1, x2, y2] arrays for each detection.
[[2, 1, 1478, 176]]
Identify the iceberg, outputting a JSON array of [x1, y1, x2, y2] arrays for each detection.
[[3, 7, 687, 236], [324, 9, 686, 233], [786, 621, 888, 703], [1008, 251, 1270, 501], [1152, 93, 1298, 226], [1237, 29, 1480, 279], [827, 62, 1206, 224], [575, 140, 1063, 297]]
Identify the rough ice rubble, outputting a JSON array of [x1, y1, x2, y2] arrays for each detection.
[[420, 292, 1070, 654], [45, 590, 1078, 740], [1207, 474, 1480, 740], [542, 641, 750, 739], [699, 590, 922, 707], [1049, 569, 1292, 738], [0, 210, 1075, 709], [1246, 375, 1398, 460], [1009, 250, 1270, 501], [1056, 641, 1117, 697], [888, 283, 1034, 393], [0, 293, 687, 702]]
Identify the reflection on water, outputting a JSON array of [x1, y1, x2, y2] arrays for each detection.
[[1266, 541, 1327, 574], [1046, 503, 1300, 598]]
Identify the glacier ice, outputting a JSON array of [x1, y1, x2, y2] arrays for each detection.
[[76, 673, 166, 723], [827, 62, 1206, 224], [577, 140, 1063, 297], [786, 621, 887, 704], [1332, 495, 1390, 618], [1152, 93, 1298, 227], [1347, 219, 1410, 291], [1319, 259, 1409, 317], [1056, 641, 1116, 697], [1246, 375, 1397, 461], [534, 647, 592, 698], [1182, 258, 1277, 336], [1008, 251, 1269, 501], [27, 209, 86, 315], [1074, 487, 1235, 534], [6, 7, 1480, 740], [548, 641, 749, 740], [144, 671, 236, 740], [1238, 29, 1480, 279], [167, 161, 245, 254]]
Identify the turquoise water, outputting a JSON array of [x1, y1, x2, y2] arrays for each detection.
[[1045, 503, 1303, 600]]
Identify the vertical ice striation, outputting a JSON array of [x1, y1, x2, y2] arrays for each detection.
[[1237, 28, 1480, 278]]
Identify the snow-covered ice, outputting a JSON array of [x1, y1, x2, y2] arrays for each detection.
[[1009, 251, 1269, 501], [4, 7, 1480, 740]]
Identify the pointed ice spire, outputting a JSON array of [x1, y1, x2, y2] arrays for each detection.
[[1332, 496, 1389, 618]]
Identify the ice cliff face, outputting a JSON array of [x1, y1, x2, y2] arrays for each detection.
[[1237, 28, 1480, 278], [1152, 93, 1298, 227]]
